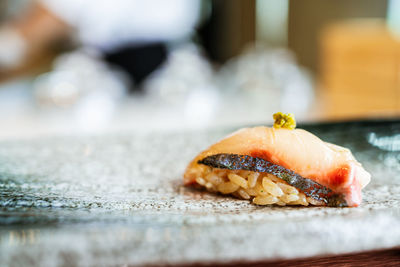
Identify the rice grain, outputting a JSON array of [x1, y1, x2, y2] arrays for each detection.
[[228, 173, 248, 189], [253, 195, 278, 205], [217, 182, 239, 194], [262, 177, 284, 197], [247, 173, 259, 188]]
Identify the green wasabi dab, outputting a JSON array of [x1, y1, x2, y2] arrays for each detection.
[[273, 112, 296, 130]]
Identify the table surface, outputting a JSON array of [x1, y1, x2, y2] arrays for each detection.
[[1, 119, 400, 266]]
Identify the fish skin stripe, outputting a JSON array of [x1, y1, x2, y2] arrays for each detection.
[[198, 153, 348, 207]]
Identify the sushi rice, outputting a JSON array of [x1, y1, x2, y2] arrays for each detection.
[[191, 165, 324, 206]]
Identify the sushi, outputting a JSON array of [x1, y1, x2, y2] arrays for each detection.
[[184, 113, 371, 207]]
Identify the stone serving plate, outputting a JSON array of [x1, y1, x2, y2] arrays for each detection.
[[1, 120, 400, 266]]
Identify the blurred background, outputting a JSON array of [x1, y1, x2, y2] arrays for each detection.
[[0, 0, 399, 138]]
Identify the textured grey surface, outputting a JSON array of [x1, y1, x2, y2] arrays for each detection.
[[1, 122, 400, 266]]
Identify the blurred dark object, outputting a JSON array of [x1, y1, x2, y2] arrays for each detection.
[[198, 0, 255, 64], [288, 0, 388, 74], [104, 43, 167, 91], [0, 1, 6, 22]]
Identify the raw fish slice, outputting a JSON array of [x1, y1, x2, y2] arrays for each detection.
[[184, 126, 371, 207]]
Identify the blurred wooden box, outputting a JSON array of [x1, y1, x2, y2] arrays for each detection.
[[319, 20, 400, 118]]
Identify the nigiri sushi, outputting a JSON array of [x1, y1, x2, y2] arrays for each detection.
[[184, 113, 371, 207]]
